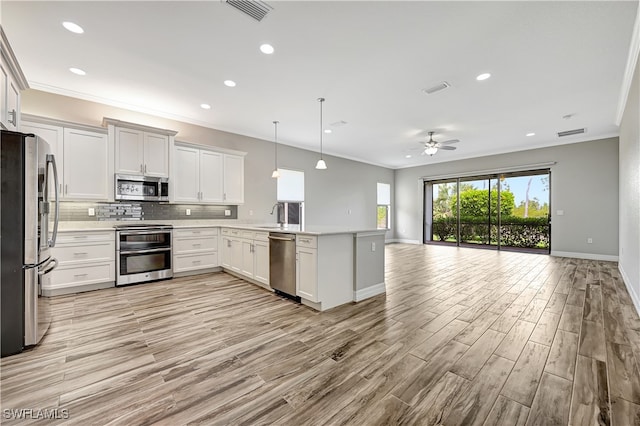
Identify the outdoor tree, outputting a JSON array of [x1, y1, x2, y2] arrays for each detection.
[[450, 188, 515, 217]]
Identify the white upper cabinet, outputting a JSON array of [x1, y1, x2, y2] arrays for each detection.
[[200, 150, 224, 202], [63, 128, 109, 200], [173, 145, 200, 202], [223, 154, 244, 204], [106, 118, 175, 178], [1, 27, 28, 131], [173, 142, 245, 204], [22, 116, 111, 201]]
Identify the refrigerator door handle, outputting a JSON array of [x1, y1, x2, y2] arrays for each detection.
[[46, 154, 60, 247], [38, 257, 58, 276]]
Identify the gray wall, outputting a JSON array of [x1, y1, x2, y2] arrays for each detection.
[[394, 138, 619, 259], [619, 50, 640, 311], [21, 90, 394, 236]]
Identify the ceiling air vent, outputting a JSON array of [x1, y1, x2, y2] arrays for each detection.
[[422, 81, 451, 95], [557, 128, 586, 137], [226, 0, 273, 22]]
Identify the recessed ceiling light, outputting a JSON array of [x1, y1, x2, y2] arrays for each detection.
[[69, 67, 86, 76], [324, 129, 332, 134], [224, 80, 236, 87], [526, 132, 535, 137], [200, 103, 211, 110], [476, 73, 491, 81], [62, 21, 84, 34], [260, 44, 274, 54], [405, 155, 412, 159]]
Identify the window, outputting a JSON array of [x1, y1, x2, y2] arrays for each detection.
[[377, 182, 391, 230], [277, 168, 304, 226]]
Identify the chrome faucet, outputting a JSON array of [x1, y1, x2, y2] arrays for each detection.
[[270, 203, 279, 215]]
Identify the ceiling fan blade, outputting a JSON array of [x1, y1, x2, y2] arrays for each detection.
[[438, 139, 459, 145], [439, 145, 457, 151]]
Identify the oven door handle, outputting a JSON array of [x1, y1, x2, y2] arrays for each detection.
[[118, 230, 172, 236], [119, 247, 171, 255]]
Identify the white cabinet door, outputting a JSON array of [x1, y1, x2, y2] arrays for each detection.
[[200, 150, 224, 202], [6, 77, 19, 131], [143, 133, 169, 177], [63, 128, 109, 200], [253, 240, 269, 285], [173, 146, 200, 202], [296, 247, 318, 302], [223, 154, 244, 204], [221, 237, 233, 269], [115, 127, 144, 175], [20, 122, 64, 199], [0, 62, 7, 129], [240, 239, 254, 277], [230, 238, 243, 273]]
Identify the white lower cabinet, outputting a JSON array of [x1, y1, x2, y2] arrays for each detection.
[[220, 228, 269, 286], [172, 227, 219, 274], [44, 230, 115, 296], [296, 236, 318, 302]]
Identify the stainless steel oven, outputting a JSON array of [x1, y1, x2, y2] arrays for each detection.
[[115, 224, 173, 286]]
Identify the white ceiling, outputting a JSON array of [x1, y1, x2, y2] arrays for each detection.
[[2, 1, 637, 168]]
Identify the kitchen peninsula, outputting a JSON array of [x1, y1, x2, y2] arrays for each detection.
[[53, 221, 387, 311]]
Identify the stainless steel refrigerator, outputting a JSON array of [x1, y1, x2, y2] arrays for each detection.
[[1, 130, 59, 357]]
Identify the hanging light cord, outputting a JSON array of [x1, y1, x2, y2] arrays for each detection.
[[318, 98, 325, 159], [273, 120, 278, 166]]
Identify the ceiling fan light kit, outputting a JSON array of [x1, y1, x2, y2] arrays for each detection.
[[420, 131, 459, 157]]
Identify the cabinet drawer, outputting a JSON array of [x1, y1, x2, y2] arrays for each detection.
[[56, 231, 114, 244], [240, 230, 255, 239], [45, 263, 114, 289], [296, 235, 317, 248], [174, 236, 218, 253], [254, 231, 269, 242], [52, 241, 115, 264], [174, 252, 218, 272], [174, 227, 218, 238], [221, 228, 241, 236]]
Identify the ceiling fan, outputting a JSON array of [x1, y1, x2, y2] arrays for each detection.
[[419, 131, 459, 156]]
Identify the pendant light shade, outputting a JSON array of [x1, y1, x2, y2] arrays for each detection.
[[272, 120, 280, 178], [315, 97, 327, 170]]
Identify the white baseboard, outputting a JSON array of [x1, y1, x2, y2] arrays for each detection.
[[618, 263, 640, 317], [386, 239, 421, 245], [550, 251, 619, 262], [354, 282, 386, 302]]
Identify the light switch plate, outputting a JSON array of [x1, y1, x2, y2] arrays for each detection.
[[556, 210, 564, 216], [186, 209, 191, 216], [225, 209, 231, 216], [88, 207, 95, 216]]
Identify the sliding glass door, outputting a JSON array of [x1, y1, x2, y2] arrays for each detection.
[[425, 169, 550, 253]]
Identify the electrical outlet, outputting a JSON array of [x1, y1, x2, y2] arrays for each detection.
[[371, 242, 376, 252], [224, 209, 231, 216], [186, 209, 191, 216], [587, 237, 593, 244], [87, 207, 95, 216], [249, 210, 253, 216], [557, 210, 564, 216]]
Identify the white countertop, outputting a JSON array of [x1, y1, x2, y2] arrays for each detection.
[[57, 221, 386, 236]]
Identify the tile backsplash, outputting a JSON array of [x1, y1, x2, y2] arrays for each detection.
[[59, 202, 238, 221]]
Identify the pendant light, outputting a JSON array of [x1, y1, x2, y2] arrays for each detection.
[[315, 97, 327, 170], [271, 120, 280, 178]]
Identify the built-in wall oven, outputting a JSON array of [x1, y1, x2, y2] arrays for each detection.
[[115, 224, 173, 286]]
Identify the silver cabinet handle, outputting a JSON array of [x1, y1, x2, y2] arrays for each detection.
[[192, 260, 201, 264], [73, 252, 88, 255], [140, 164, 143, 173], [65, 184, 68, 194], [144, 164, 147, 174], [8, 109, 17, 126], [223, 193, 226, 201], [192, 243, 201, 247], [73, 273, 88, 278]]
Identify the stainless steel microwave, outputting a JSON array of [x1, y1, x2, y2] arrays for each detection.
[[115, 174, 169, 201]]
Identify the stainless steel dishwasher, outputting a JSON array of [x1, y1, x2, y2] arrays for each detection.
[[269, 233, 298, 300]]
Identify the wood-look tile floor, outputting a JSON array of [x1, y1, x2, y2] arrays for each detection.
[[2, 244, 640, 425]]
